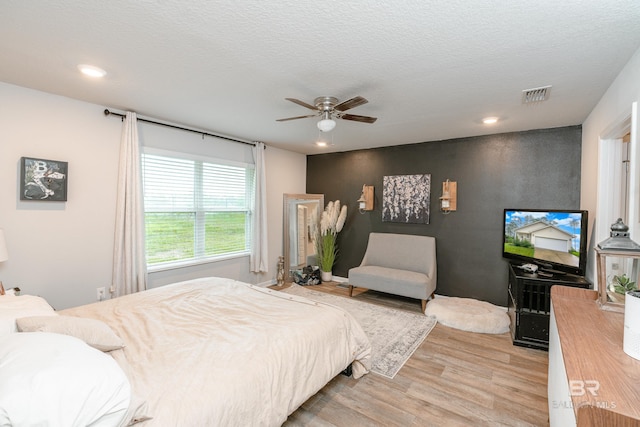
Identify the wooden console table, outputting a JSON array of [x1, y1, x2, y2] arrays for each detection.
[[549, 285, 640, 426]]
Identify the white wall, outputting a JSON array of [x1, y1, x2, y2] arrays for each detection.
[[0, 82, 306, 309], [581, 46, 640, 282]]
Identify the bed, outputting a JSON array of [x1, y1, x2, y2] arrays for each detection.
[[0, 277, 372, 426]]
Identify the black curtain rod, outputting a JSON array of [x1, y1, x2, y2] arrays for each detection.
[[103, 109, 256, 147]]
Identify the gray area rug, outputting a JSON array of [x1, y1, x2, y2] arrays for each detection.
[[282, 285, 436, 379]]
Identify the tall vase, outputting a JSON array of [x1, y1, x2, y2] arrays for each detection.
[[321, 270, 332, 282]]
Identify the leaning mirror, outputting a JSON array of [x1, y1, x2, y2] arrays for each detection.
[[283, 193, 324, 282]]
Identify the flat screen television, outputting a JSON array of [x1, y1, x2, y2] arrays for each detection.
[[502, 209, 588, 277]]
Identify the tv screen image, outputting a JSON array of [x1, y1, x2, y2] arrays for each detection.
[[502, 209, 588, 276]]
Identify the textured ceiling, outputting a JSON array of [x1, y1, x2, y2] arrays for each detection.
[[1, 1, 639, 154]]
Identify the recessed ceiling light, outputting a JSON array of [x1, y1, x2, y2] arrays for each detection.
[[315, 141, 328, 147], [482, 117, 498, 125], [78, 64, 107, 78]]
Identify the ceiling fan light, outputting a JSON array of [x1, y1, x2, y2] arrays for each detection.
[[317, 118, 336, 132]]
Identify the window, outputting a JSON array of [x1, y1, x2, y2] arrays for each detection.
[[142, 149, 255, 269]]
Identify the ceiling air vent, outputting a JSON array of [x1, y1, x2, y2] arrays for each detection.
[[522, 85, 552, 104]]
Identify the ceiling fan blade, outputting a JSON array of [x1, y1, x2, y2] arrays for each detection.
[[334, 96, 368, 112], [340, 113, 377, 124], [285, 98, 318, 111], [276, 114, 318, 122]]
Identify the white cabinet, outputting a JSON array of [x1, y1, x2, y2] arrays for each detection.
[[548, 304, 576, 427], [548, 286, 640, 426]]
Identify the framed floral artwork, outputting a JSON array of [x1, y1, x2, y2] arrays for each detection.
[[20, 157, 68, 201], [382, 174, 431, 224]]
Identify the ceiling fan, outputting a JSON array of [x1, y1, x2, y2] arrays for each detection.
[[276, 96, 377, 132]]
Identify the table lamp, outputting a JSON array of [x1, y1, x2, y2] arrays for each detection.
[[0, 229, 8, 295]]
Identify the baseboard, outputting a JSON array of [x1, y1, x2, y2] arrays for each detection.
[[255, 279, 276, 288], [315, 287, 509, 310], [332, 275, 348, 283], [432, 293, 507, 310]]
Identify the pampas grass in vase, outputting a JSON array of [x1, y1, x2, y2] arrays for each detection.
[[316, 200, 347, 281]]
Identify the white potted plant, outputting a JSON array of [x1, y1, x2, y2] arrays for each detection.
[[316, 200, 347, 282]]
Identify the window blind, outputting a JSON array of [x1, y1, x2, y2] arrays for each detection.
[[142, 150, 254, 268]]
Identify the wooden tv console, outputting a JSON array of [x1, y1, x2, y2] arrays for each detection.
[[549, 285, 640, 426]]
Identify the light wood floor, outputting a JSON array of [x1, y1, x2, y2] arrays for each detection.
[[279, 282, 549, 427]]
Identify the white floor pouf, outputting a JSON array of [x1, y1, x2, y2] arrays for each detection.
[[425, 296, 510, 334]]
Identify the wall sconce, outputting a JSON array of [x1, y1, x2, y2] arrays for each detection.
[[440, 180, 457, 214], [357, 185, 374, 214]]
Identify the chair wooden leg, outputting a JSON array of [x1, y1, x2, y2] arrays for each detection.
[[421, 292, 435, 313], [349, 285, 354, 297]]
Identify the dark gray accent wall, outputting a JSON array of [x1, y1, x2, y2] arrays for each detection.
[[306, 126, 582, 306]]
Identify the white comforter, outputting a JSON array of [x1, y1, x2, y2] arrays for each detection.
[[62, 277, 371, 426]]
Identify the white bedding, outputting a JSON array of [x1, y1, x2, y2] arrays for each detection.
[[0, 332, 131, 427], [61, 277, 371, 426]]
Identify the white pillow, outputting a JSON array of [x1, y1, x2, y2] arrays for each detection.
[[16, 315, 125, 352], [0, 295, 56, 337], [0, 332, 131, 427]]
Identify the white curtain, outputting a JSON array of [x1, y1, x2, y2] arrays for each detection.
[[250, 141, 268, 272], [112, 112, 147, 296]]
